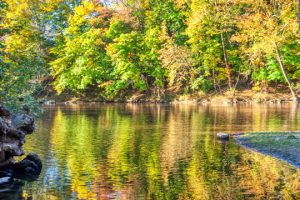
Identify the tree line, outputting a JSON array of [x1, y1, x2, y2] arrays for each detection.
[[0, 0, 300, 104]]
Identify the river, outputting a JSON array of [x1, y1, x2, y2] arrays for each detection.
[[4, 104, 300, 199]]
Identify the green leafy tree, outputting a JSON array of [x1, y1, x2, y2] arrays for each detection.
[[1, 0, 300, 102], [144, 0, 188, 45], [106, 29, 165, 98], [0, 0, 80, 109], [186, 0, 241, 92], [51, 1, 113, 94]]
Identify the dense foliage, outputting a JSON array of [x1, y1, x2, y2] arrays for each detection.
[[0, 0, 299, 101]]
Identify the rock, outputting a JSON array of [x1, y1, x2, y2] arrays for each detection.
[[0, 171, 12, 178], [2, 143, 24, 157], [44, 100, 56, 105], [0, 171, 13, 185], [0, 104, 42, 181], [0, 179, 24, 199], [199, 99, 209, 105], [224, 99, 234, 105], [0, 177, 12, 185], [275, 137, 281, 141], [22, 105, 30, 114], [12, 114, 35, 134], [0, 105, 10, 117], [287, 135, 297, 139], [217, 132, 230, 141], [292, 97, 299, 103], [13, 153, 42, 180]]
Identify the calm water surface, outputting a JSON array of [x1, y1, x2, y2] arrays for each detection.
[[5, 104, 300, 199]]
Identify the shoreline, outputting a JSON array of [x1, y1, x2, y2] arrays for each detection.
[[42, 90, 297, 105]]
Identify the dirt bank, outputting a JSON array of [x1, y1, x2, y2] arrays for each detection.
[[42, 89, 295, 105]]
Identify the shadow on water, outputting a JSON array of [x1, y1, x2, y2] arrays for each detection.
[[4, 104, 300, 199]]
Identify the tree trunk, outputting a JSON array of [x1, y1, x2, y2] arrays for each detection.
[[212, 69, 217, 92], [274, 42, 299, 102], [221, 32, 232, 89]]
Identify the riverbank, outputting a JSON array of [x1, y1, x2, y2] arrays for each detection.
[[234, 132, 300, 169], [42, 89, 295, 105]]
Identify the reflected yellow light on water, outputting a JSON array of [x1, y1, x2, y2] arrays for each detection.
[[19, 104, 300, 199]]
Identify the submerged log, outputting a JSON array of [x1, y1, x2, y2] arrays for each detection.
[[0, 104, 42, 181]]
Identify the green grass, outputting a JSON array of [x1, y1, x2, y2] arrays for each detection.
[[235, 132, 300, 168]]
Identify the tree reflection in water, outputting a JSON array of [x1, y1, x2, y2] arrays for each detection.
[[13, 104, 300, 199]]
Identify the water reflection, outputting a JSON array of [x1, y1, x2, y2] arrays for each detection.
[[15, 104, 300, 199]]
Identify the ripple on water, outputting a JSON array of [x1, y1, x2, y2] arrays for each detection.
[[14, 104, 300, 199]]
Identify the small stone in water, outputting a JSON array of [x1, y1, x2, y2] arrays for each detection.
[[287, 135, 297, 139], [217, 132, 229, 140]]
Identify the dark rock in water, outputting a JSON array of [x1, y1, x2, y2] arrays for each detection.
[[13, 153, 42, 180], [0, 104, 42, 181], [0, 158, 14, 170], [287, 135, 297, 139], [217, 132, 230, 141], [0, 171, 12, 178], [12, 114, 35, 134]]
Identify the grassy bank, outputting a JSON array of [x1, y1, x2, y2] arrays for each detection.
[[234, 132, 300, 168]]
